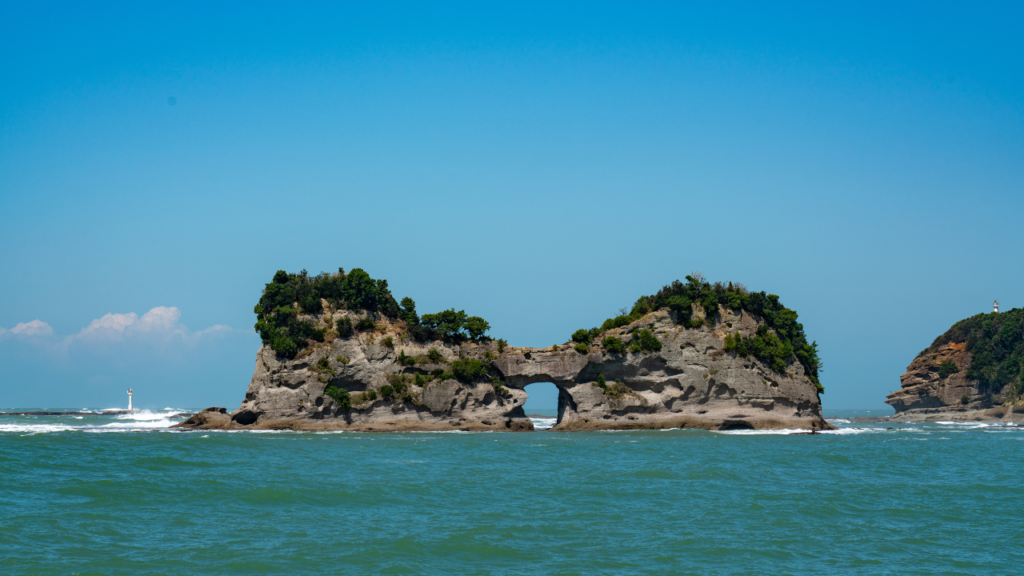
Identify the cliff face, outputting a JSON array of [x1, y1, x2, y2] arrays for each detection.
[[886, 343, 980, 413], [176, 305, 829, 432], [886, 308, 1024, 420], [496, 308, 826, 431]]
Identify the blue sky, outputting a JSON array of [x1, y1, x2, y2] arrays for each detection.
[[1, 1, 1022, 410]]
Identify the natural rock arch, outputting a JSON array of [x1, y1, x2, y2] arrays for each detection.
[[176, 306, 830, 432]]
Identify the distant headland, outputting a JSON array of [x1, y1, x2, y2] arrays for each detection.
[[885, 304, 1024, 423], [176, 268, 829, 432]]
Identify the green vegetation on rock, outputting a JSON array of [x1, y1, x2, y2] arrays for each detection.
[[938, 360, 960, 378], [324, 386, 351, 408], [254, 267, 493, 357], [926, 308, 1024, 396], [571, 329, 594, 344], [452, 358, 490, 383], [254, 268, 397, 357], [629, 329, 661, 353], [578, 274, 823, 391], [591, 373, 630, 399], [601, 336, 627, 355]]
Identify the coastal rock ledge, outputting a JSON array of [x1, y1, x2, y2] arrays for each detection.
[[176, 307, 829, 433]]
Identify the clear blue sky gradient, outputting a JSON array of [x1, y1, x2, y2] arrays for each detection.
[[2, 2, 1022, 410]]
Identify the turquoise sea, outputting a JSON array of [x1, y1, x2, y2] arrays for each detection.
[[1, 409, 1022, 575]]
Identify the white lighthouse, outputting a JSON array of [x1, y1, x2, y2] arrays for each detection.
[[127, 388, 134, 412], [994, 300, 999, 313]]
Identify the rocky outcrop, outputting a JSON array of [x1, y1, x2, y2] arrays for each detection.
[[175, 305, 829, 432], [175, 407, 231, 429], [496, 308, 827, 431], [886, 340, 1023, 422], [886, 343, 977, 413]]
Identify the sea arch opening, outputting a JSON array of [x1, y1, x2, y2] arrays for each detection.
[[522, 382, 561, 430]]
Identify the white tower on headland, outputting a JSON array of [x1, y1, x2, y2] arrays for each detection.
[[994, 300, 1000, 313], [127, 388, 133, 412]]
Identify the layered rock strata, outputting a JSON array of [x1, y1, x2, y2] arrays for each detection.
[[886, 342, 1024, 423], [176, 305, 829, 432]]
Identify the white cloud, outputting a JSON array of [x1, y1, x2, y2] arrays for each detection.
[[194, 324, 234, 338], [134, 306, 185, 334], [1, 307, 239, 354], [4, 320, 54, 337], [63, 306, 234, 349], [71, 312, 140, 343]]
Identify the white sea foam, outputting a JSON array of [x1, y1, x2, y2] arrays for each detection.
[[531, 417, 557, 431], [713, 428, 806, 435], [0, 408, 189, 434], [93, 418, 179, 431], [820, 427, 884, 435], [0, 424, 77, 434], [931, 421, 1015, 430], [116, 410, 175, 421]]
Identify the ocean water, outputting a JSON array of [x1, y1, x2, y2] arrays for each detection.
[[1, 409, 1022, 575]]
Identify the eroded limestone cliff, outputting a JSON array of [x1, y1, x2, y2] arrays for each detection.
[[176, 303, 829, 432]]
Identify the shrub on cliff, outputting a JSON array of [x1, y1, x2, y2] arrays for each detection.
[[421, 309, 466, 339], [490, 376, 510, 395], [605, 379, 631, 399], [418, 309, 492, 342], [270, 333, 298, 357], [464, 316, 491, 340], [324, 386, 351, 408], [629, 329, 661, 353], [335, 316, 353, 338], [353, 389, 377, 404], [602, 336, 627, 354], [397, 350, 416, 366], [602, 312, 642, 331], [452, 358, 490, 383], [572, 329, 592, 344], [400, 297, 419, 325], [938, 360, 960, 378]]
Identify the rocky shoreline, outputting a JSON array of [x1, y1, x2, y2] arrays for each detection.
[[176, 305, 830, 433], [848, 405, 1024, 424]]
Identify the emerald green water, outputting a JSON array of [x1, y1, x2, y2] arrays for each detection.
[[1, 410, 1022, 575]]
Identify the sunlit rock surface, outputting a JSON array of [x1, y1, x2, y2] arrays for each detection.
[[176, 307, 829, 432]]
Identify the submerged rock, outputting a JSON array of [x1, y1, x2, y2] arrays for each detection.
[[176, 307, 829, 432]]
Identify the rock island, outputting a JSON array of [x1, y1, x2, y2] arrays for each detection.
[[886, 304, 1024, 423], [176, 269, 830, 432]]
